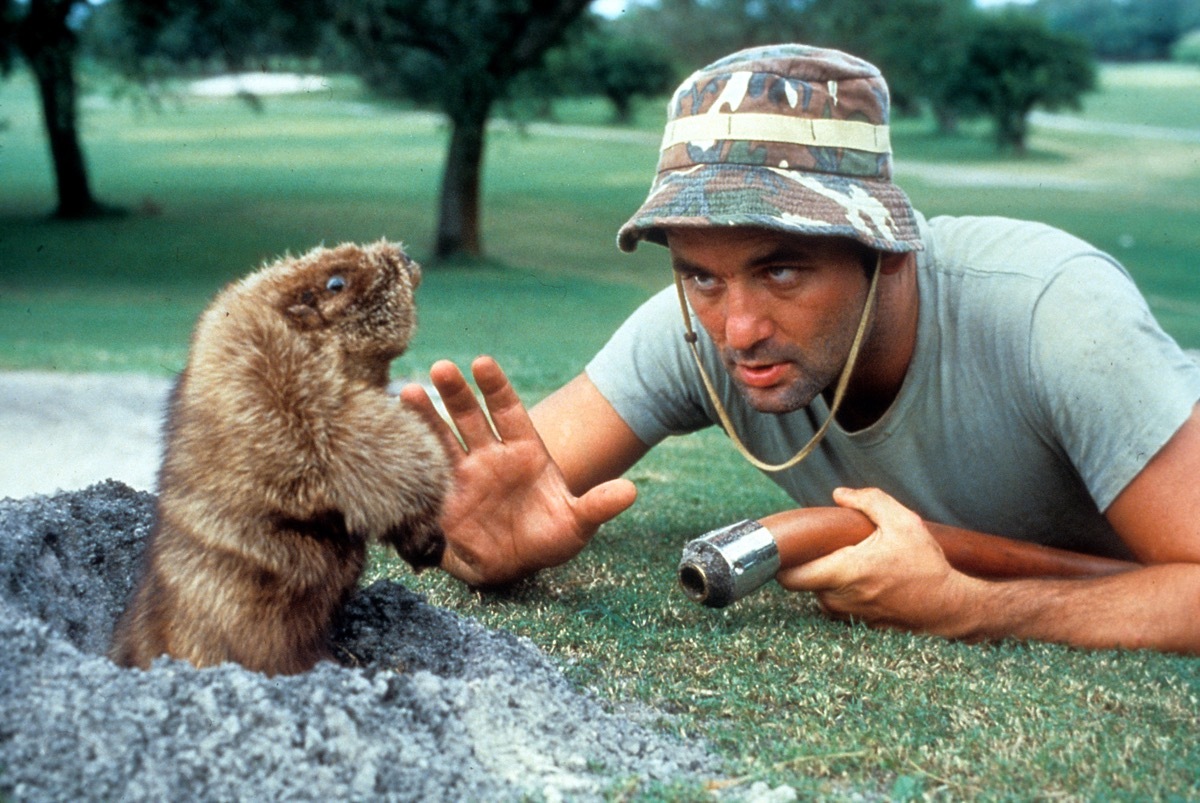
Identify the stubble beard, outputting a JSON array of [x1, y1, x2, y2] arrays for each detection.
[[710, 275, 878, 416], [720, 339, 847, 415]]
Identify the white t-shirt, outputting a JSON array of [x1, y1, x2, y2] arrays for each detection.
[[587, 214, 1200, 559]]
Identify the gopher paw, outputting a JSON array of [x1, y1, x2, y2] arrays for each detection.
[[387, 519, 446, 572]]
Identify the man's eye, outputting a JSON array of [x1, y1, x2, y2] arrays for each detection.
[[688, 274, 720, 292], [764, 266, 800, 284]]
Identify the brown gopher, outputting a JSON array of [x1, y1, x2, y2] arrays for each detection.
[[110, 240, 450, 675]]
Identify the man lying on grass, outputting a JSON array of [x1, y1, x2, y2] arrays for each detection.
[[403, 44, 1200, 655]]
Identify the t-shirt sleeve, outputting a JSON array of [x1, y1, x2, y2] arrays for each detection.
[[585, 285, 716, 445], [1028, 255, 1200, 510]]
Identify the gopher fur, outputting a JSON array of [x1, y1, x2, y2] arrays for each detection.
[[110, 241, 450, 676]]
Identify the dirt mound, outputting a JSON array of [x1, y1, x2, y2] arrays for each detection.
[[0, 481, 717, 801]]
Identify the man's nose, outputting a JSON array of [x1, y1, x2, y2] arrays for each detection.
[[723, 285, 773, 350]]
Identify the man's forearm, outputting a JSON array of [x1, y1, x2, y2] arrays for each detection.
[[940, 564, 1200, 655]]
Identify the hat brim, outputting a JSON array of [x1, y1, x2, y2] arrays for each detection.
[[617, 163, 922, 254]]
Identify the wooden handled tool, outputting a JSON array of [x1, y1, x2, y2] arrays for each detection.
[[678, 507, 1138, 608]]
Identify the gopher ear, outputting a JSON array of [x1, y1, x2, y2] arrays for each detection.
[[285, 303, 323, 330], [373, 240, 407, 270]]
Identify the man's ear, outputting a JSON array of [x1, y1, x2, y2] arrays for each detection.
[[879, 251, 912, 275]]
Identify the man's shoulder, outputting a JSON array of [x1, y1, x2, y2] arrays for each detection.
[[919, 214, 1134, 327], [923, 214, 1113, 281]]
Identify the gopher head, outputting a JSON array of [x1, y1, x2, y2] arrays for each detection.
[[272, 240, 422, 362]]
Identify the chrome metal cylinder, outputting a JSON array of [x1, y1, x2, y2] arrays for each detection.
[[678, 520, 780, 608]]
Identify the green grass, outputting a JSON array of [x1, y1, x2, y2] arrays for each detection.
[[2, 63, 1199, 799], [1083, 62, 1200, 129]]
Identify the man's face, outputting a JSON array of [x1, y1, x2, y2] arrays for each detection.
[[667, 227, 874, 415]]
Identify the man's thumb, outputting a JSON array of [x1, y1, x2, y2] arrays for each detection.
[[575, 478, 637, 529]]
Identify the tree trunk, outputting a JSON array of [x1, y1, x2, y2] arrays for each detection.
[[995, 105, 1030, 155], [607, 92, 633, 126], [27, 48, 105, 218], [18, 2, 107, 219], [932, 100, 959, 136], [435, 98, 492, 261]]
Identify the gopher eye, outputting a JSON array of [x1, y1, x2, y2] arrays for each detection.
[[325, 275, 346, 293]]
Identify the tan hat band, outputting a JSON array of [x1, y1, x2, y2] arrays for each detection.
[[661, 113, 891, 155]]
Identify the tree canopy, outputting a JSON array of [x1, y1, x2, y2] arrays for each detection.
[[950, 10, 1096, 152], [797, 0, 977, 129], [91, 0, 328, 84], [1033, 0, 1200, 61], [555, 27, 676, 124]]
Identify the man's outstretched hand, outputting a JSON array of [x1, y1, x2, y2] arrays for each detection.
[[400, 356, 637, 587]]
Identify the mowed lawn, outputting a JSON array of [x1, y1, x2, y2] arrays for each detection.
[[2, 63, 1199, 799]]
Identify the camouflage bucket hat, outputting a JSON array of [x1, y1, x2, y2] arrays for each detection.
[[617, 43, 922, 254]]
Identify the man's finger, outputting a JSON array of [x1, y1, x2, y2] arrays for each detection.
[[398, 382, 466, 458], [470, 356, 540, 442], [428, 359, 499, 447], [833, 486, 915, 527], [776, 547, 855, 591]]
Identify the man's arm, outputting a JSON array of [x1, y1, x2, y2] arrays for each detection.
[[401, 357, 648, 586], [530, 371, 652, 496], [779, 403, 1200, 655]]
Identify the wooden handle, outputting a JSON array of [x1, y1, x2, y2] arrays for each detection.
[[759, 507, 1137, 579]]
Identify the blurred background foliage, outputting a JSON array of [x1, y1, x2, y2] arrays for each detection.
[[4, 0, 1199, 259]]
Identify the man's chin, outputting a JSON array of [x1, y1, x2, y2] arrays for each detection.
[[735, 383, 814, 415]]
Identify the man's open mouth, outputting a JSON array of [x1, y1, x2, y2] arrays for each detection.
[[734, 362, 788, 388]]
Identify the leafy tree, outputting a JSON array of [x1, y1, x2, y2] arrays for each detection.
[[0, 0, 327, 220], [335, 0, 592, 260], [90, 0, 329, 93], [798, 0, 978, 131], [617, 0, 982, 133], [545, 26, 676, 124], [1033, 0, 1200, 61], [949, 11, 1095, 153], [611, 0, 809, 73], [2, 0, 112, 218], [590, 32, 675, 123]]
